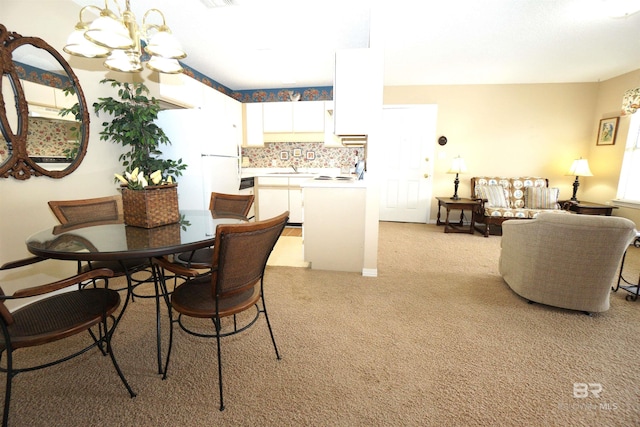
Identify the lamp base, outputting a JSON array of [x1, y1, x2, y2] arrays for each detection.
[[450, 173, 461, 201], [571, 176, 580, 203]]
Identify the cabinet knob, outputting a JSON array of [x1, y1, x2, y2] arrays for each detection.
[[424, 173, 430, 178], [425, 157, 429, 162]]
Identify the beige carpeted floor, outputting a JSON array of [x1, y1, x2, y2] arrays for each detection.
[[3, 222, 640, 426]]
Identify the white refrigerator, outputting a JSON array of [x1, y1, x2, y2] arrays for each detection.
[[156, 109, 241, 211]]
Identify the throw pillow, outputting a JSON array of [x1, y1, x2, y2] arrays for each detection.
[[475, 185, 509, 208], [525, 187, 560, 209]]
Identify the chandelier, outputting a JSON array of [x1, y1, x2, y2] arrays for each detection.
[[64, 0, 186, 74]]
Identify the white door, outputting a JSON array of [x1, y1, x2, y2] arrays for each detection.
[[378, 105, 437, 223]]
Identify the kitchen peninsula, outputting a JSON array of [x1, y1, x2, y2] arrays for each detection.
[[302, 177, 376, 276]]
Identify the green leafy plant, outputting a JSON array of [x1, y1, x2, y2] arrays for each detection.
[[93, 79, 187, 183]]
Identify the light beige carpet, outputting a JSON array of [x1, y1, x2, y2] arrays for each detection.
[[3, 222, 640, 426]]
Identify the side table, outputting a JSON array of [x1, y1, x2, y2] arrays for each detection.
[[561, 200, 617, 216], [436, 197, 480, 234], [612, 249, 640, 301]]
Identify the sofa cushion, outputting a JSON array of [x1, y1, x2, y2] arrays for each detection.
[[473, 177, 548, 209], [475, 185, 509, 208], [525, 187, 560, 209]]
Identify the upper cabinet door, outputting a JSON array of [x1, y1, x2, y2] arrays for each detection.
[[293, 101, 325, 132], [333, 48, 383, 136], [243, 103, 264, 147], [263, 102, 293, 132]]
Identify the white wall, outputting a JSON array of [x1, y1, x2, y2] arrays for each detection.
[[1, 1, 133, 290]]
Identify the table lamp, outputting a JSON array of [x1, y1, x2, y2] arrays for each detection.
[[447, 156, 467, 200], [567, 157, 593, 202]]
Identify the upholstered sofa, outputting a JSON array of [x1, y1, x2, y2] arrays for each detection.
[[499, 212, 637, 313], [471, 176, 571, 237]]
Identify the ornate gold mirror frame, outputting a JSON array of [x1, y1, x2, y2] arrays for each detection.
[[0, 24, 89, 180]]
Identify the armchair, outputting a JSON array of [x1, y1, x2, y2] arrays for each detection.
[[175, 192, 255, 269], [154, 211, 288, 411], [499, 212, 637, 313], [0, 258, 135, 426]]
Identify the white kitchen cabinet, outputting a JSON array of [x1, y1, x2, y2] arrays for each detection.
[[22, 80, 55, 107], [257, 187, 289, 221], [292, 101, 325, 132], [287, 177, 307, 223], [263, 102, 293, 132], [243, 103, 264, 147], [323, 101, 342, 147], [333, 48, 383, 136], [159, 73, 204, 108], [255, 176, 306, 223], [262, 101, 325, 133], [225, 95, 243, 149], [141, 70, 204, 108]]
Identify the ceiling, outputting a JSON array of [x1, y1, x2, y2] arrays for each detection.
[[72, 0, 640, 90]]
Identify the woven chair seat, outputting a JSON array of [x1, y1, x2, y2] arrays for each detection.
[[0, 288, 120, 351], [79, 258, 149, 275], [171, 276, 260, 319], [175, 248, 213, 269]]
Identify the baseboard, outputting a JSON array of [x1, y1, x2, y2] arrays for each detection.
[[362, 268, 377, 277]]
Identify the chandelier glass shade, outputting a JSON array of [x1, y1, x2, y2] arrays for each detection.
[[64, 1, 186, 74]]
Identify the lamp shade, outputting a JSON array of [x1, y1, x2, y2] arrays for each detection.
[[145, 30, 187, 59], [447, 156, 467, 174], [104, 49, 143, 72], [85, 10, 134, 50], [567, 158, 593, 177], [146, 56, 184, 74], [63, 26, 111, 58]]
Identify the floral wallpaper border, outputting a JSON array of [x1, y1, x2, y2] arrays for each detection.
[[20, 60, 333, 102]]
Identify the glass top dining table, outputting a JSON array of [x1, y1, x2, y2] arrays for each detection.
[[26, 210, 247, 261], [25, 210, 248, 377]]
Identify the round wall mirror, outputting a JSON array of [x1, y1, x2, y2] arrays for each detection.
[[0, 24, 89, 180]]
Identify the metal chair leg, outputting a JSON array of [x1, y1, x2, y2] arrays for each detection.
[[213, 317, 225, 411], [2, 348, 13, 427]]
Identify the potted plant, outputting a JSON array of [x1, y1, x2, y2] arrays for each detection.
[[93, 79, 187, 228], [93, 78, 186, 181]]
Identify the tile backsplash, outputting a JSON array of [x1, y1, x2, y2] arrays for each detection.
[[242, 142, 363, 169]]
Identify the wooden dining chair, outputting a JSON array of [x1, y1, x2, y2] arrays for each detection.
[[48, 195, 151, 288], [154, 211, 288, 411], [175, 192, 255, 270], [0, 257, 136, 427]]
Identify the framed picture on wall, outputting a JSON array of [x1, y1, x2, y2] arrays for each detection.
[[596, 117, 619, 146], [293, 148, 302, 157], [306, 151, 315, 160], [280, 151, 289, 160]]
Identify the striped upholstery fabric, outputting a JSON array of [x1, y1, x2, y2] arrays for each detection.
[[525, 187, 560, 209], [475, 185, 509, 208]]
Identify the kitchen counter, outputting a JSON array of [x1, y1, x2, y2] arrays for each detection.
[[300, 176, 366, 188], [241, 167, 341, 178]]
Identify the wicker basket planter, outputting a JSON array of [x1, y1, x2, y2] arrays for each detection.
[[125, 222, 181, 249], [121, 184, 179, 228]]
